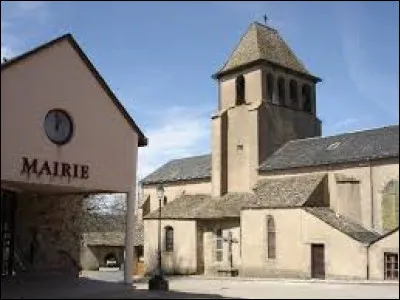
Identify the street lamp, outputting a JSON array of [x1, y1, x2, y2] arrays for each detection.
[[148, 185, 169, 291]]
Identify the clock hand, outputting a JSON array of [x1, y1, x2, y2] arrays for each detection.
[[55, 113, 60, 131]]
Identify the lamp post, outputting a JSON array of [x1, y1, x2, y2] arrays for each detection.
[[148, 185, 169, 291], [157, 185, 163, 276]]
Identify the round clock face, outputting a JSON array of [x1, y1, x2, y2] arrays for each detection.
[[44, 109, 73, 145]]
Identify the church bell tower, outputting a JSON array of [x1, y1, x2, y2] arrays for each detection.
[[211, 22, 322, 196]]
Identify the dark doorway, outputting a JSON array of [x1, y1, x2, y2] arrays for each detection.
[[311, 244, 325, 279], [104, 253, 119, 268], [1, 190, 17, 277]]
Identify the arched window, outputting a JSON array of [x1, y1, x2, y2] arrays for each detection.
[[289, 79, 298, 105], [277, 77, 286, 106], [302, 84, 312, 113], [163, 196, 168, 206], [267, 73, 274, 102], [382, 180, 399, 232], [142, 195, 151, 216], [235, 75, 245, 105], [165, 226, 174, 252], [216, 228, 223, 262], [267, 215, 276, 259]]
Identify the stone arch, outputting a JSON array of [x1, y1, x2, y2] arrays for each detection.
[[165, 226, 174, 252], [235, 75, 245, 105], [266, 72, 274, 102], [277, 77, 286, 106], [289, 79, 298, 106], [302, 84, 312, 112], [381, 179, 399, 232], [266, 215, 276, 259]]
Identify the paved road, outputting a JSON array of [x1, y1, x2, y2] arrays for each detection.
[[82, 271, 399, 299], [2, 271, 398, 299]]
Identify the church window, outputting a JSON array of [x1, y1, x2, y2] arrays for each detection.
[[267, 73, 274, 102], [163, 196, 168, 206], [278, 77, 286, 106], [165, 226, 174, 252], [289, 79, 298, 104], [235, 75, 246, 105], [302, 84, 312, 113], [267, 215, 276, 259], [142, 195, 151, 217], [381, 180, 399, 232], [216, 228, 223, 262], [385, 252, 399, 280]]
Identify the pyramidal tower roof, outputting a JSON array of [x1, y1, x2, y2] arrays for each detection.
[[213, 22, 320, 81]]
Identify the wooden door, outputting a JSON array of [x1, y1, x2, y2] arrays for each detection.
[[311, 244, 325, 279]]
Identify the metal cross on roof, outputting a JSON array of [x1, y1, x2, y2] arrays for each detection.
[[263, 14, 268, 25]]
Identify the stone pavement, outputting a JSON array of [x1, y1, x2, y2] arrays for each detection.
[[1, 271, 399, 299]]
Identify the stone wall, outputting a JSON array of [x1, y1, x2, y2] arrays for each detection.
[[368, 230, 399, 280], [144, 219, 198, 275], [241, 208, 368, 280], [15, 193, 84, 276]]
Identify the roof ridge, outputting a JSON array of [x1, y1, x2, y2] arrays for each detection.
[[214, 23, 256, 76], [304, 207, 380, 237], [253, 22, 278, 33], [171, 153, 211, 161], [288, 124, 399, 144], [1, 33, 72, 68], [254, 24, 264, 61], [327, 208, 379, 233]]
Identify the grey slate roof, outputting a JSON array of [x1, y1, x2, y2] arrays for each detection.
[[144, 193, 256, 220], [247, 173, 326, 209], [81, 213, 125, 232], [144, 194, 211, 219], [260, 125, 399, 172], [213, 22, 318, 79], [304, 207, 381, 244], [141, 154, 211, 185], [83, 221, 143, 247], [82, 213, 144, 246]]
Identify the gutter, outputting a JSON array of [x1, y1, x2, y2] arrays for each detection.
[[366, 242, 372, 280], [369, 160, 374, 229]]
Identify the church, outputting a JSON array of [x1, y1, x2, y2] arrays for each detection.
[[140, 22, 399, 281]]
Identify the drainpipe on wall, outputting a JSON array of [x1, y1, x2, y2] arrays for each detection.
[[366, 242, 372, 280], [369, 160, 374, 229]]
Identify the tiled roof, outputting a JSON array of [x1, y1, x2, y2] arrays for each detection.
[[304, 207, 381, 244], [82, 213, 144, 246], [144, 194, 212, 219], [247, 173, 326, 208], [140, 154, 211, 185], [83, 221, 143, 247], [260, 125, 399, 172], [144, 193, 255, 220], [213, 22, 318, 80], [83, 232, 124, 247], [81, 213, 125, 232]]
